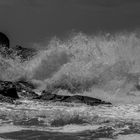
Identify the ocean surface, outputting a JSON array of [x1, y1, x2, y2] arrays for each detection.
[[1, 31, 140, 139], [0, 100, 140, 140]]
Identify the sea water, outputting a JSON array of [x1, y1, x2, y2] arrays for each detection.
[[0, 100, 139, 139], [1, 31, 140, 139]]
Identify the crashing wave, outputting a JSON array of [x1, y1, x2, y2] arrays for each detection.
[[1, 32, 140, 103]]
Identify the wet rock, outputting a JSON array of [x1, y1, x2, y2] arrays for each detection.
[[18, 90, 39, 99], [0, 80, 39, 102], [0, 80, 19, 104], [15, 80, 35, 92], [39, 92, 111, 106], [0, 94, 14, 104], [40, 93, 70, 102], [0, 81, 19, 99], [15, 80, 39, 99], [63, 95, 111, 106]]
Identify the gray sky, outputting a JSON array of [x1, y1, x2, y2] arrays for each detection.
[[0, 0, 140, 47]]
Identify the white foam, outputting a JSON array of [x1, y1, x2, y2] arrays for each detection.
[[0, 125, 27, 133], [47, 124, 101, 133]]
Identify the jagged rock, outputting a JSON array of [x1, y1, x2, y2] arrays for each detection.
[[0, 81, 19, 99], [39, 92, 111, 106], [13, 45, 37, 60], [0, 32, 36, 61], [0, 45, 36, 61], [0, 45, 36, 60]]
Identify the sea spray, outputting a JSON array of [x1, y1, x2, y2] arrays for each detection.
[[1, 32, 140, 103]]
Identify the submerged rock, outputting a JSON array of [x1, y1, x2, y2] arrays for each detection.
[[39, 92, 111, 106]]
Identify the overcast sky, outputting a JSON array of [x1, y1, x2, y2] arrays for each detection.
[[0, 0, 140, 47]]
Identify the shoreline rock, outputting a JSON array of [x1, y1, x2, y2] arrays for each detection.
[[0, 80, 39, 103], [38, 92, 111, 106], [0, 81, 19, 99], [0, 81, 19, 104], [0, 94, 15, 104], [0, 80, 111, 106]]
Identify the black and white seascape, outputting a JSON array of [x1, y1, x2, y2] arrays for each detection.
[[0, 0, 140, 140]]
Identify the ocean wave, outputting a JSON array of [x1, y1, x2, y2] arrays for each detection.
[[0, 100, 140, 139], [1, 32, 140, 103]]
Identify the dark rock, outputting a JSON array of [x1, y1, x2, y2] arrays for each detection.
[[39, 93, 56, 100], [0, 32, 36, 61], [15, 80, 39, 99], [39, 92, 111, 106], [63, 95, 104, 105], [18, 90, 39, 99], [0, 81, 19, 99], [15, 80, 35, 92], [0, 80, 39, 102], [64, 95, 111, 105], [0, 94, 14, 104], [0, 80, 19, 104], [40, 93, 70, 102], [0, 45, 36, 61], [0, 32, 11, 58], [0, 32, 10, 48]]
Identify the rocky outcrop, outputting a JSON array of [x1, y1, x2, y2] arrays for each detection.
[[13, 45, 37, 60], [0, 81, 19, 99], [0, 80, 39, 103], [0, 32, 36, 60], [39, 92, 111, 106], [0, 45, 37, 61], [0, 32, 9, 48], [0, 32, 11, 58], [0, 80, 111, 106], [0, 81, 19, 103], [63, 95, 111, 106], [0, 94, 15, 104]]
